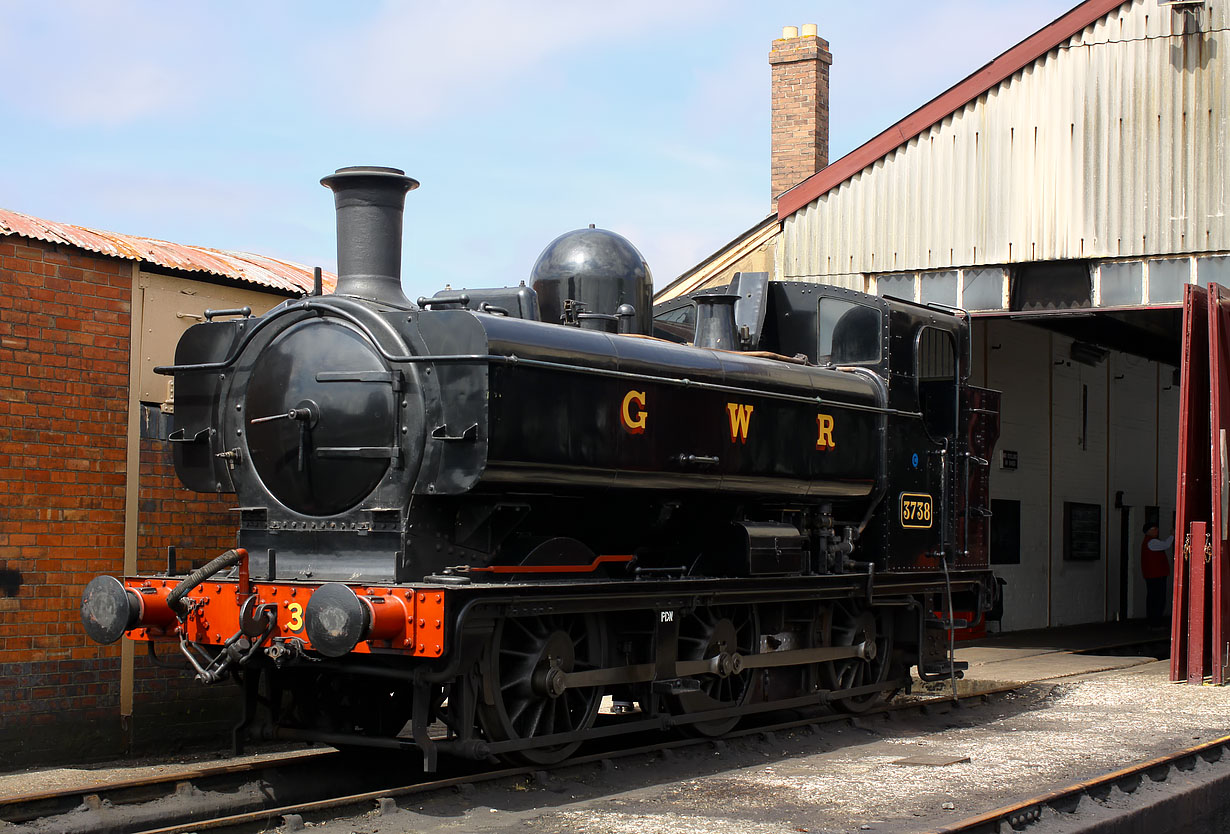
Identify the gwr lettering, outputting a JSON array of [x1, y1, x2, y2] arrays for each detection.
[[816, 414, 836, 450], [726, 403, 754, 444], [621, 390, 648, 434]]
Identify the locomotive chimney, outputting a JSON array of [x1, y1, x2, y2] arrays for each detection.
[[693, 292, 741, 351], [320, 166, 419, 307]]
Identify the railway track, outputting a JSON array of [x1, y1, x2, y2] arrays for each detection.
[[3, 685, 1017, 834], [927, 732, 1230, 834], [21, 675, 1219, 834], [0, 749, 361, 834]]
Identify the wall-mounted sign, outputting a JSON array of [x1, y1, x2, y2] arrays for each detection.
[[1063, 501, 1102, 561], [1001, 450, 1018, 470]]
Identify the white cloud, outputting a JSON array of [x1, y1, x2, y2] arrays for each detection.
[[319, 0, 713, 127], [0, 1, 220, 126]]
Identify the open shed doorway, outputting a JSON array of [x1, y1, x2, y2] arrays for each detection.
[[970, 309, 1180, 631]]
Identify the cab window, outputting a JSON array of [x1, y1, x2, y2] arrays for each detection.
[[917, 326, 957, 440], [818, 298, 882, 365]]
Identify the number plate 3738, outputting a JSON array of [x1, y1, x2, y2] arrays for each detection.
[[899, 493, 933, 529]]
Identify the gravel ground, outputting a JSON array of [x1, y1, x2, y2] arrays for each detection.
[[301, 661, 1230, 834]]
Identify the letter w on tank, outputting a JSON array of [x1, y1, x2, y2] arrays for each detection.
[[726, 402, 754, 444]]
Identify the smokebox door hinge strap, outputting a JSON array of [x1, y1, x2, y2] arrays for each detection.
[[316, 370, 404, 392], [169, 428, 211, 444], [316, 447, 403, 461], [431, 424, 478, 442]]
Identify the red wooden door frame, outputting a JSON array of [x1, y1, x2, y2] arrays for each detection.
[[1208, 283, 1230, 682], [1188, 521, 1208, 684], [1173, 284, 1211, 682]]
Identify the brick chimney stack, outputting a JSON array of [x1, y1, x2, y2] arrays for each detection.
[[769, 23, 832, 209]]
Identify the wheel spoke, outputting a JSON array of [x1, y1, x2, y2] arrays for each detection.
[[499, 647, 538, 660], [509, 617, 537, 642], [523, 698, 547, 737], [507, 693, 531, 722]]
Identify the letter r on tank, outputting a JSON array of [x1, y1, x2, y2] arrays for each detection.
[[816, 414, 836, 450], [621, 390, 647, 434]]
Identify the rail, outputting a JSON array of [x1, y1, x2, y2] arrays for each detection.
[[925, 732, 1230, 834]]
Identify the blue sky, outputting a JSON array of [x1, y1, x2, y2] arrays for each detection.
[[0, 1, 1076, 298]]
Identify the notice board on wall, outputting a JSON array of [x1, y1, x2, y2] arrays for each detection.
[[1063, 501, 1102, 561]]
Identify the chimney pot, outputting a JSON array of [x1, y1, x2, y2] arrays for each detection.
[[782, 25, 798, 38], [801, 23, 817, 37]]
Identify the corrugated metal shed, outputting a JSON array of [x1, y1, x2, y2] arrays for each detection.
[[0, 207, 335, 295], [781, 0, 1228, 280]]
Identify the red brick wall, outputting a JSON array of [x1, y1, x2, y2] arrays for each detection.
[[0, 237, 244, 768], [138, 416, 237, 574], [770, 30, 832, 208]]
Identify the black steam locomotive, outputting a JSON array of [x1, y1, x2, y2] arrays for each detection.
[[82, 166, 999, 769]]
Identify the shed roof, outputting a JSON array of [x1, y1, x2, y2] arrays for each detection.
[[776, 0, 1129, 219], [0, 207, 335, 295], [654, 214, 778, 304]]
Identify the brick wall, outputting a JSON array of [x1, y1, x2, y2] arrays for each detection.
[[0, 237, 243, 768], [770, 27, 832, 208], [138, 410, 238, 573], [132, 410, 243, 754]]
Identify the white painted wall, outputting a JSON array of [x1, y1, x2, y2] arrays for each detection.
[[973, 318, 1178, 631], [978, 321, 1053, 631], [1049, 334, 1110, 627], [1108, 353, 1173, 622]]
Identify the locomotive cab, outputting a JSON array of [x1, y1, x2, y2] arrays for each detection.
[[656, 279, 997, 574]]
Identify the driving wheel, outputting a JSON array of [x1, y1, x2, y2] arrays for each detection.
[[476, 613, 605, 764], [671, 604, 758, 736]]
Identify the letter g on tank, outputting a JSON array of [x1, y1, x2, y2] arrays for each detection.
[[621, 390, 648, 434]]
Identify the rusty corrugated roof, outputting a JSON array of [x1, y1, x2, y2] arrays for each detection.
[[0, 207, 336, 295]]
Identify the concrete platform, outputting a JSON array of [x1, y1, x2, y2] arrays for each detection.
[[952, 620, 1167, 688]]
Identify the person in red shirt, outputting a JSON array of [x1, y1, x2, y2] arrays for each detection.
[[1141, 523, 1174, 628]]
